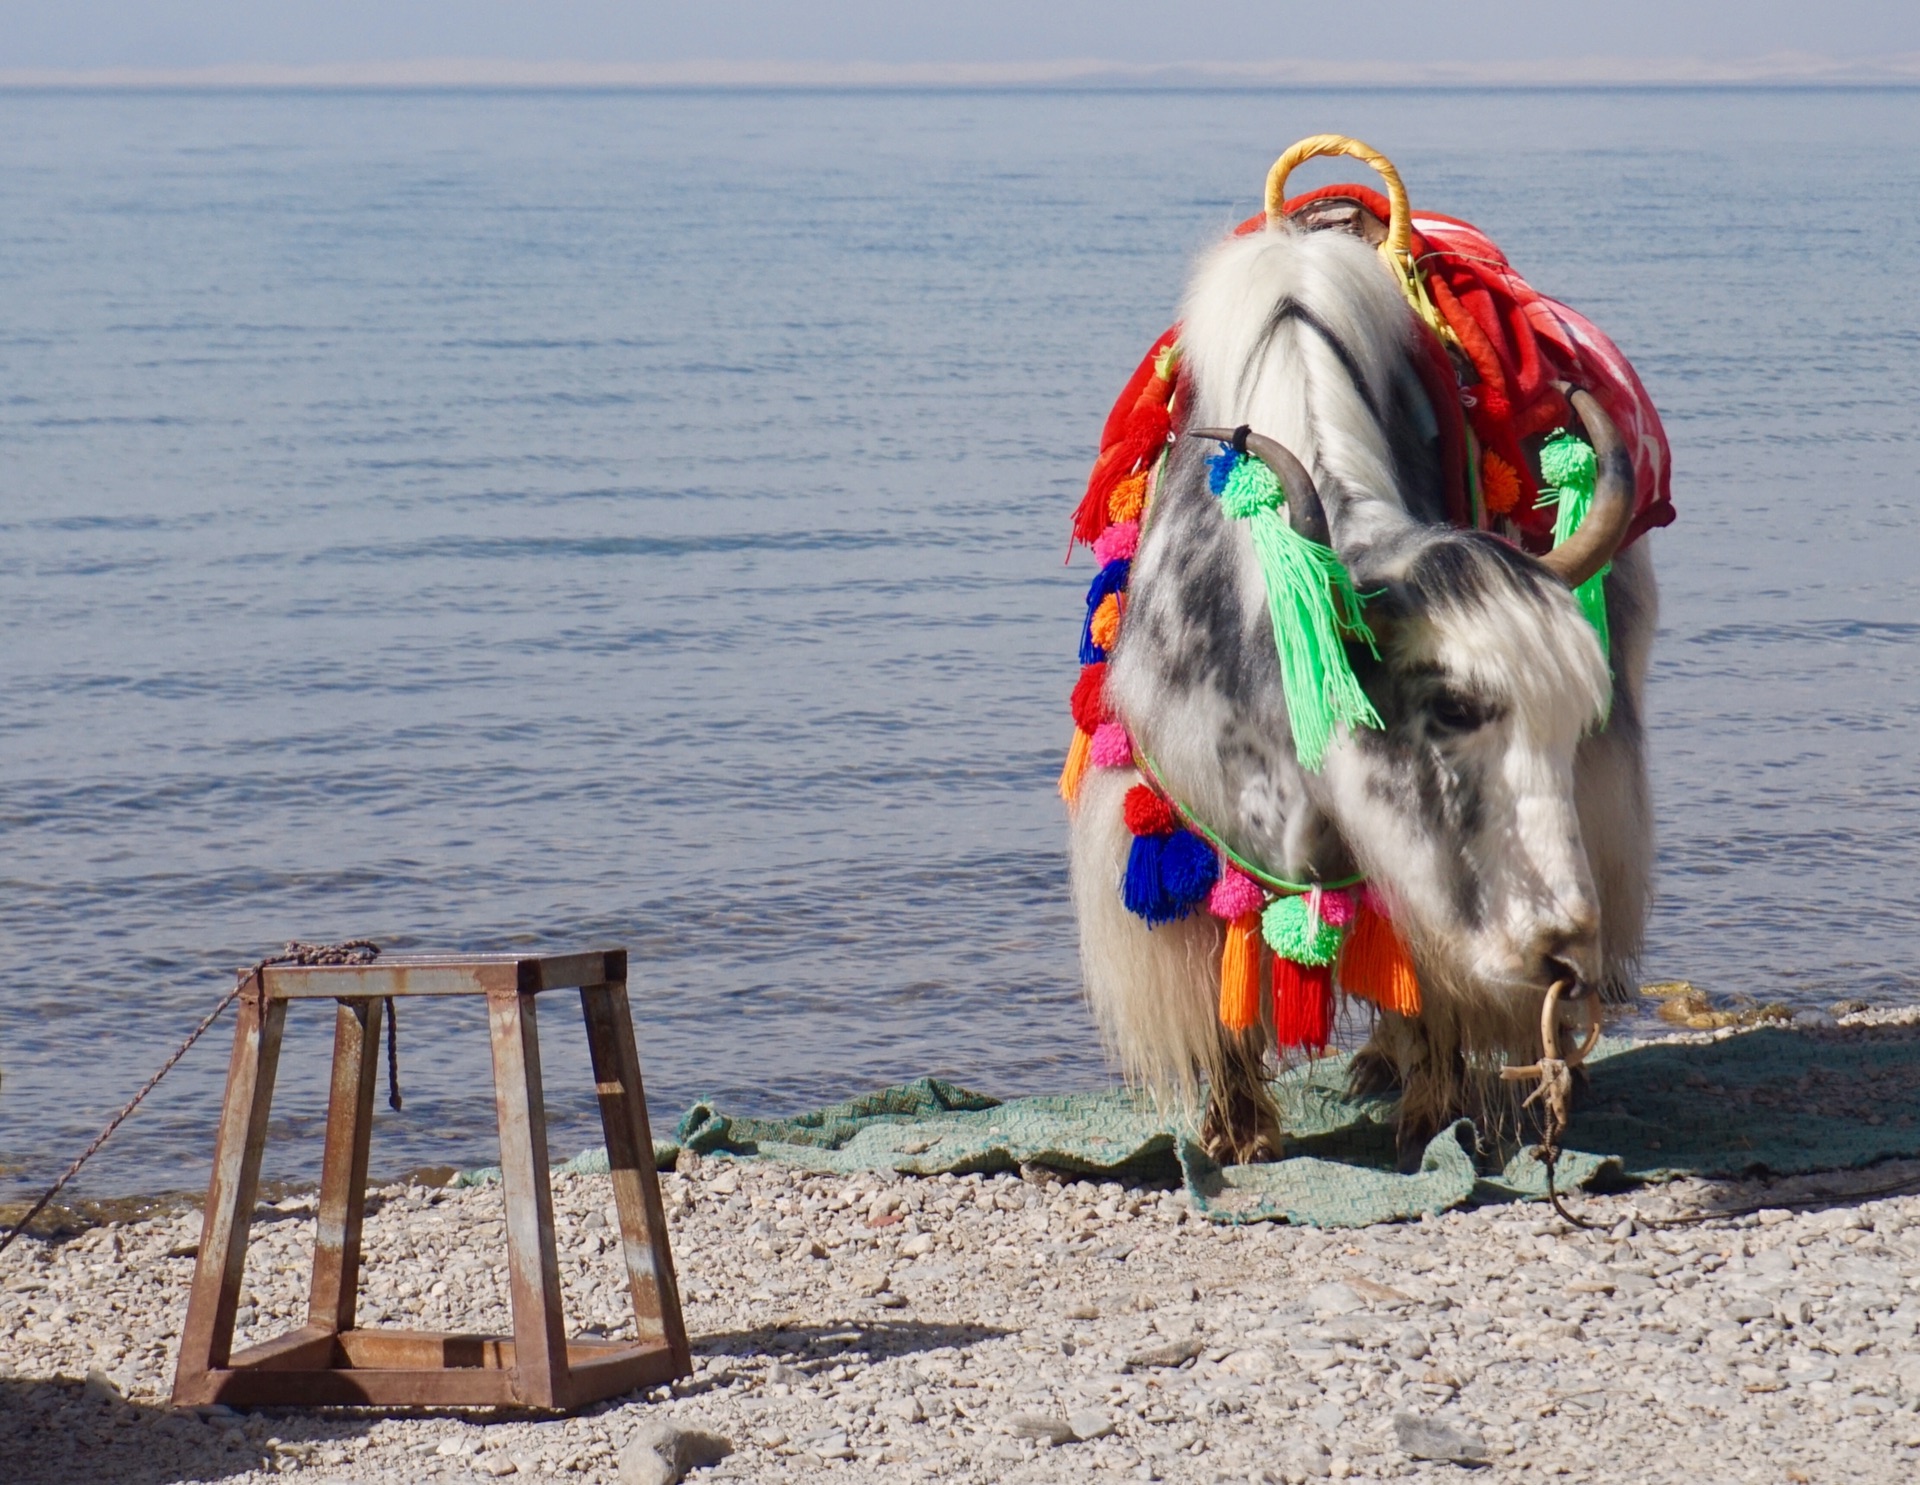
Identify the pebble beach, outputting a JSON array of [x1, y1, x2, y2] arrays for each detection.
[[7, 1025, 1920, 1485]]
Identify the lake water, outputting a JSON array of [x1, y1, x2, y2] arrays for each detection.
[[2, 87, 1917, 1203]]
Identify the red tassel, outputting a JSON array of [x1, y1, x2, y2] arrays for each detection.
[[1340, 894, 1422, 1017], [1071, 378, 1175, 546], [1273, 958, 1333, 1051], [1217, 914, 1262, 1032]]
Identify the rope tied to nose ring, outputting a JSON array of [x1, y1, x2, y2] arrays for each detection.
[[0, 939, 386, 1259], [1501, 979, 1601, 1227], [1510, 980, 1920, 1233]]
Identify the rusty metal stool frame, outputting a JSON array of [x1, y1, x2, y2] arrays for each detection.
[[172, 949, 691, 1409]]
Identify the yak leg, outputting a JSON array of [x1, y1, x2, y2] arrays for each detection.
[[1069, 768, 1285, 1160], [1198, 1029, 1283, 1165], [1354, 996, 1539, 1170], [1362, 1011, 1468, 1170]]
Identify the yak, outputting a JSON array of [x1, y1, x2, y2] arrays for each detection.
[[1068, 210, 1655, 1165]]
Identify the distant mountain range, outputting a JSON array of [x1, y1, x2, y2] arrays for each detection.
[[5, 53, 1919, 89]]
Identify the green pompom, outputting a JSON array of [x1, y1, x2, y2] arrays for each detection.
[[1538, 430, 1597, 493], [1261, 895, 1343, 966], [1219, 455, 1284, 520]]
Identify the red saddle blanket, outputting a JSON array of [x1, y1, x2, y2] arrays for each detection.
[[1078, 184, 1675, 555]]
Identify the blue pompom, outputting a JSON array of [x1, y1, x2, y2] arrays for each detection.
[[1079, 557, 1132, 665], [1207, 448, 1241, 495], [1159, 829, 1220, 906]]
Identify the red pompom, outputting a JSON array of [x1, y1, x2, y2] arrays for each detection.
[[1123, 785, 1176, 838], [1069, 663, 1111, 733]]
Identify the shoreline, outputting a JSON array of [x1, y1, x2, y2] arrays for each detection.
[[4, 1018, 1920, 1482], [7, 1004, 1916, 1236]]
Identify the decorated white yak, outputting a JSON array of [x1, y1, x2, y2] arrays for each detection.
[[1060, 137, 1673, 1164]]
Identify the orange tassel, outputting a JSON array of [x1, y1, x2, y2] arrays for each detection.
[[1058, 727, 1093, 807], [1217, 913, 1262, 1032], [1340, 895, 1422, 1016], [1273, 958, 1334, 1051], [1090, 592, 1124, 652]]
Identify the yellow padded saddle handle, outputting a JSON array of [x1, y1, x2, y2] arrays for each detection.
[[1264, 134, 1414, 265]]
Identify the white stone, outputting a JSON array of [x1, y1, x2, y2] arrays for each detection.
[[618, 1421, 732, 1485]]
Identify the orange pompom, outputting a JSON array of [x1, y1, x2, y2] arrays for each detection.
[[1089, 592, 1124, 652], [1481, 452, 1523, 516], [1108, 470, 1149, 523]]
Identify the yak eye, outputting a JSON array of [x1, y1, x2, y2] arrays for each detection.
[[1428, 691, 1492, 734]]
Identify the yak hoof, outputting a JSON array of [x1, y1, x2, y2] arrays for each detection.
[[1199, 1089, 1285, 1167], [1394, 1110, 1450, 1173], [1346, 1047, 1402, 1101]]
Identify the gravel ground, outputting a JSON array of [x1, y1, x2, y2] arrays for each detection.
[[6, 1045, 1920, 1484]]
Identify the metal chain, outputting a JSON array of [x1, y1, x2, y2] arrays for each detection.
[[0, 940, 380, 1258]]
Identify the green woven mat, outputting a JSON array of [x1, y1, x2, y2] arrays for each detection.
[[456, 1028, 1920, 1228]]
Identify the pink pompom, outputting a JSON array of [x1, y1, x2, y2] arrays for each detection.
[[1089, 722, 1133, 769], [1092, 520, 1140, 565], [1208, 866, 1265, 921], [1317, 888, 1357, 927]]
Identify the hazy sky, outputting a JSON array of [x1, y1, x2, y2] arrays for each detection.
[[5, 1, 1916, 70]]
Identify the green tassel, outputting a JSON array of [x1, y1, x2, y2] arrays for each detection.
[[1218, 454, 1380, 770], [1537, 431, 1611, 659]]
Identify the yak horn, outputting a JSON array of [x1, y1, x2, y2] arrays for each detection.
[[1538, 387, 1635, 590], [1189, 425, 1330, 545]]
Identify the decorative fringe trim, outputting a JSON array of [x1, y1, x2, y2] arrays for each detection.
[[1273, 957, 1334, 1051], [1340, 891, 1421, 1016], [1058, 727, 1092, 807], [1218, 913, 1263, 1032]]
